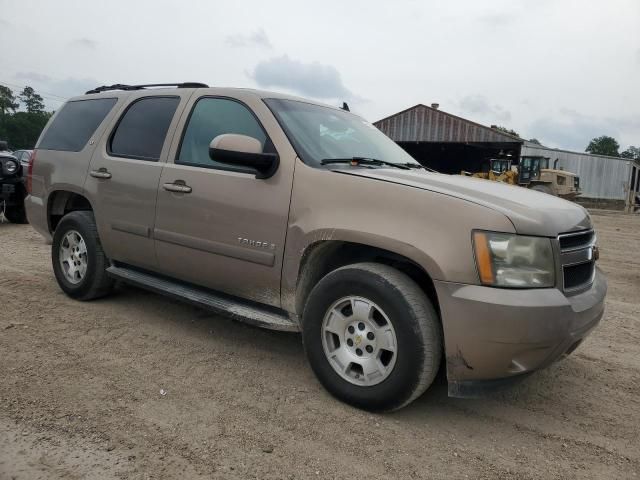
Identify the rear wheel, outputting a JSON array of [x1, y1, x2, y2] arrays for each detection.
[[52, 211, 114, 300], [302, 263, 442, 411]]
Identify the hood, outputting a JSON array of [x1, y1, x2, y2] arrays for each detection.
[[336, 168, 591, 237]]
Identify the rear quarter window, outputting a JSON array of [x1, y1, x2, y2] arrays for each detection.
[[38, 98, 117, 152]]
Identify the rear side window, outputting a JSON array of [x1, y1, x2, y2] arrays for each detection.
[[38, 98, 117, 152], [109, 96, 180, 161]]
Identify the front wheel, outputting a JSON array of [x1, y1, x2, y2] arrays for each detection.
[[302, 263, 442, 411]]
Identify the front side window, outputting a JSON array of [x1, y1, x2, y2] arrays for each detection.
[[264, 98, 420, 168], [110, 96, 180, 161], [177, 97, 267, 171], [38, 98, 117, 152]]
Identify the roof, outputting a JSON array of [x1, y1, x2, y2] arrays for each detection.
[[522, 141, 637, 162], [374, 104, 523, 144], [71, 84, 345, 112]]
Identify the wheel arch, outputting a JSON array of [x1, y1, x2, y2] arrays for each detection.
[[292, 239, 441, 321], [47, 189, 94, 233]]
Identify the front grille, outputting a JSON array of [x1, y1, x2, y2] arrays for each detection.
[[563, 261, 595, 289], [558, 229, 596, 292], [559, 230, 594, 250]]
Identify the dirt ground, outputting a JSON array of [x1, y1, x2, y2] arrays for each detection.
[[1, 211, 639, 480]]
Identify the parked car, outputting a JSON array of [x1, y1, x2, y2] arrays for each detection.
[[12, 149, 33, 174], [0, 141, 28, 223], [25, 83, 607, 411]]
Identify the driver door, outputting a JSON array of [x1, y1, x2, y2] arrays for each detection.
[[152, 94, 296, 307]]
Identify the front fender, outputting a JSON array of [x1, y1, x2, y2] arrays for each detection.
[[280, 162, 516, 314]]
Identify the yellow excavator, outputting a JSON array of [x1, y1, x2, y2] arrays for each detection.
[[462, 156, 580, 200]]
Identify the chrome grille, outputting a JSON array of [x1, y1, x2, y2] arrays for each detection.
[[558, 230, 596, 292], [559, 230, 594, 250]]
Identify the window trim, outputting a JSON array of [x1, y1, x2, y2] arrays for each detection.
[[107, 95, 180, 162], [174, 95, 277, 173]]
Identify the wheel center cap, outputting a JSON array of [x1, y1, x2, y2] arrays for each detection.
[[354, 335, 362, 346]]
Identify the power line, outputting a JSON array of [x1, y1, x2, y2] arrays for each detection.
[[0, 80, 68, 103]]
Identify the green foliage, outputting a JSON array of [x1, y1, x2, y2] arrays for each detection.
[[491, 125, 520, 138], [620, 146, 639, 160], [19, 86, 46, 113], [0, 85, 53, 149], [0, 85, 19, 114], [528, 138, 541, 145], [585, 136, 620, 157]]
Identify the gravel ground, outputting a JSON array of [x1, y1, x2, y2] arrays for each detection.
[[1, 211, 639, 479]]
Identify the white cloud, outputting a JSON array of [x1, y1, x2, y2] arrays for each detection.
[[528, 109, 640, 151], [459, 95, 511, 122], [252, 55, 355, 100], [0, 0, 638, 148], [68, 37, 98, 49], [226, 29, 272, 49]]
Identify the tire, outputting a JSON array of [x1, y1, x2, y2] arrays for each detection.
[[52, 211, 114, 300], [530, 184, 554, 196], [302, 262, 442, 411], [3, 205, 28, 224]]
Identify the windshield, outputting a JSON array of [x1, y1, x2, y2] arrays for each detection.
[[264, 98, 421, 168]]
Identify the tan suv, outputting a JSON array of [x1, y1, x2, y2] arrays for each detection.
[[25, 83, 607, 411]]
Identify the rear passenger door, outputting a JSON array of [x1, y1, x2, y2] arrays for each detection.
[[84, 91, 191, 270]]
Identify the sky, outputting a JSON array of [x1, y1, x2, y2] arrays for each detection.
[[1, 0, 638, 151]]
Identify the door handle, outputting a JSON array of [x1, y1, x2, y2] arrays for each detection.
[[163, 182, 192, 194], [90, 168, 112, 179]]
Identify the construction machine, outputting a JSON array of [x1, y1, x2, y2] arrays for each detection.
[[462, 156, 580, 200]]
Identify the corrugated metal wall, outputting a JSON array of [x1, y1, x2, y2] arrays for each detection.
[[375, 104, 519, 143], [521, 144, 633, 200]]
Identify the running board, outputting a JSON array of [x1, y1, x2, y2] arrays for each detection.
[[106, 266, 299, 332]]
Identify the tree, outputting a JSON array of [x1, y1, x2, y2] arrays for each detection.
[[491, 125, 520, 138], [18, 86, 45, 114], [620, 146, 639, 160], [528, 138, 542, 145], [585, 136, 620, 157], [0, 86, 52, 149], [0, 85, 19, 115]]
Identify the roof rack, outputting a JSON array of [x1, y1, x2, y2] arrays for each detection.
[[85, 82, 209, 94]]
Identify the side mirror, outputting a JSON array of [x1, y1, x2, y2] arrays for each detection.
[[209, 134, 279, 179]]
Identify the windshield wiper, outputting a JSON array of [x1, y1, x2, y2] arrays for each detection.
[[320, 157, 412, 170]]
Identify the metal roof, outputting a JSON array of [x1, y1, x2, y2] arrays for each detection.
[[521, 143, 640, 200], [374, 104, 523, 144], [522, 141, 632, 161]]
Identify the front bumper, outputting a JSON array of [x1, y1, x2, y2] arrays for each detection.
[[435, 268, 607, 397], [1, 178, 24, 206]]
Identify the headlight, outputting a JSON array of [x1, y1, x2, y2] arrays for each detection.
[[473, 231, 555, 288], [4, 160, 18, 174]]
